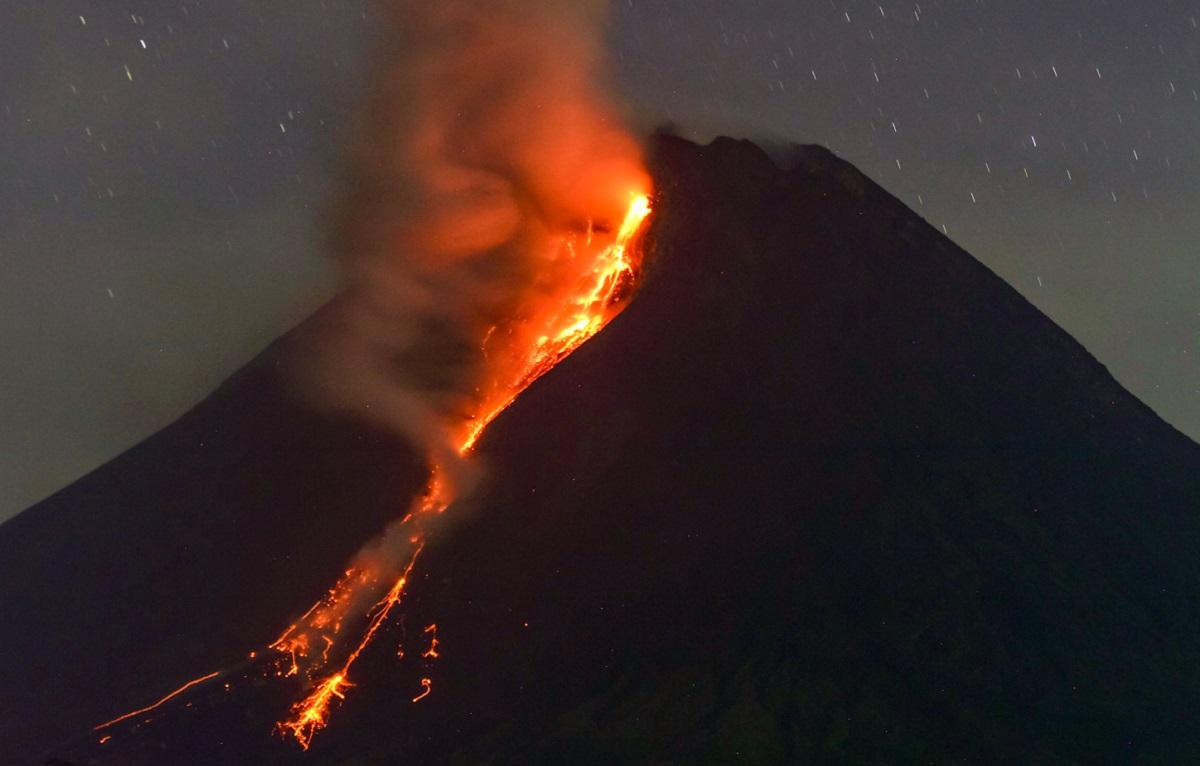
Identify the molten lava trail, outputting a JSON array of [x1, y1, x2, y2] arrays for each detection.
[[276, 192, 651, 748], [93, 671, 221, 732], [94, 193, 651, 752]]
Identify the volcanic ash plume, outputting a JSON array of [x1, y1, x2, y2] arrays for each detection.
[[266, 3, 651, 746], [296, 0, 649, 479], [89, 0, 653, 751]]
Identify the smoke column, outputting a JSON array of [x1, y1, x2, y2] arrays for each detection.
[[265, 3, 651, 745], [87, 2, 651, 750], [295, 0, 648, 486]]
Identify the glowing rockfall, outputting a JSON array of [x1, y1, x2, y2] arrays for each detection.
[[459, 192, 652, 452], [274, 191, 652, 748]]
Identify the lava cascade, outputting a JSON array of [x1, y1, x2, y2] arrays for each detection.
[[274, 191, 651, 749], [92, 191, 651, 751], [92, 0, 651, 751]]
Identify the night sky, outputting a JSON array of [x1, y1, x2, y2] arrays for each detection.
[[2, 0, 1197, 520]]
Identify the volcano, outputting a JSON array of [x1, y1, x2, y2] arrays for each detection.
[[4, 135, 1199, 764]]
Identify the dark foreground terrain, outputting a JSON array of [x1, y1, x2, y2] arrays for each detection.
[[3, 134, 1199, 764]]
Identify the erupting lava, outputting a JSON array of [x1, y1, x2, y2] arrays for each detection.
[[274, 190, 651, 749], [84, 0, 657, 753], [460, 191, 653, 451], [92, 190, 651, 752]]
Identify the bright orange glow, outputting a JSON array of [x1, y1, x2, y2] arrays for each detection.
[[275, 191, 650, 748], [276, 534, 431, 749], [93, 671, 220, 732], [411, 677, 433, 703], [458, 192, 652, 453], [97, 192, 651, 751], [273, 191, 650, 748], [421, 624, 440, 659]]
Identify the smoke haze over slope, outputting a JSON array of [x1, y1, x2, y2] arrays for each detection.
[[292, 0, 646, 468], [1, 2, 1196, 525]]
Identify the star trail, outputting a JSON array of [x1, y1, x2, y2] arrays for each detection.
[[1, 0, 1196, 519]]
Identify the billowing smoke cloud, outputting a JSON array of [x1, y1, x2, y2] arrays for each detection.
[[293, 0, 647, 482], [266, 7, 650, 738]]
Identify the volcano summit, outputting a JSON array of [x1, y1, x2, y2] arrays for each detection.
[[3, 134, 1199, 765]]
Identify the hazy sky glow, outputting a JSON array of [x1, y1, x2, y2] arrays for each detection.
[[2, 0, 1197, 519]]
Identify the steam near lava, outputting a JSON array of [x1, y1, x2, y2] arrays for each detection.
[[295, 0, 649, 477], [272, 0, 651, 748], [92, 0, 650, 751]]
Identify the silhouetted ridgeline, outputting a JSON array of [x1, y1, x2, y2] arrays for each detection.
[[6, 134, 1199, 764]]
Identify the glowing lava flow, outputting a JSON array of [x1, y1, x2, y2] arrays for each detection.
[[273, 475, 443, 749], [460, 191, 652, 452], [274, 192, 652, 749], [93, 671, 221, 732], [89, 190, 650, 752]]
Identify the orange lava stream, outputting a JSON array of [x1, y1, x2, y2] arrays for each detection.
[[277, 498, 439, 749], [459, 192, 652, 453], [91, 193, 651, 751], [276, 192, 651, 748], [93, 671, 220, 731]]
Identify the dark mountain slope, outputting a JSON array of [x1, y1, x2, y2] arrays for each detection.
[[8, 134, 1200, 764], [0, 308, 428, 763], [377, 134, 1200, 764]]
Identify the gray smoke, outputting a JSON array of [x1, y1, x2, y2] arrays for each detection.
[[292, 0, 647, 481]]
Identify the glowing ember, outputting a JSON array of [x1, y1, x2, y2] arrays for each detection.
[[412, 677, 433, 703], [421, 624, 439, 659]]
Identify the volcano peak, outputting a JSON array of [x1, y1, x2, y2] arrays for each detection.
[[5, 135, 1199, 765]]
